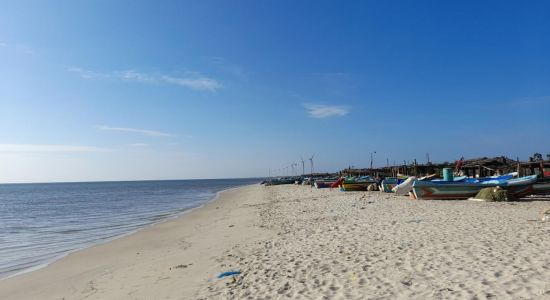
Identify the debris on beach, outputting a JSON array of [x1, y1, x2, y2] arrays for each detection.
[[401, 279, 413, 286], [217, 271, 241, 279], [171, 263, 193, 270], [541, 208, 550, 222], [174, 264, 189, 269]]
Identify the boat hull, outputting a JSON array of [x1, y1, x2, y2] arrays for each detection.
[[393, 177, 416, 195], [314, 180, 337, 188], [533, 178, 550, 195], [412, 176, 537, 200], [340, 181, 377, 191]]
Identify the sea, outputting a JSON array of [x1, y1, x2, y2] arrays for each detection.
[[0, 178, 261, 280]]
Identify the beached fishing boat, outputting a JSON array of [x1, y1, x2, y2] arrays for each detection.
[[314, 178, 339, 188], [340, 182, 374, 191], [412, 175, 538, 200], [392, 173, 516, 196], [392, 176, 416, 195], [264, 178, 296, 186], [340, 177, 378, 191]]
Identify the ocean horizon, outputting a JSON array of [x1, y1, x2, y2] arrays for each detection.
[[0, 178, 261, 280]]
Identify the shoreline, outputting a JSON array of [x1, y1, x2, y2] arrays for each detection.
[[0, 184, 269, 299], [0, 183, 257, 282]]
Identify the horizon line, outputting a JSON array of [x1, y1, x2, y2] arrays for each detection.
[[0, 177, 266, 185]]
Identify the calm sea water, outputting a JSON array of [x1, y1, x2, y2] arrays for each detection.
[[0, 178, 260, 279]]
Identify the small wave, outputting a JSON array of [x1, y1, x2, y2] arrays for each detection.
[[59, 229, 84, 234]]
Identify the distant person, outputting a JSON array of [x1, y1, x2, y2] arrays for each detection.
[[455, 156, 464, 174]]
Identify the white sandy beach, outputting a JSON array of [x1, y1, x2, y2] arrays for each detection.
[[1, 184, 549, 299]]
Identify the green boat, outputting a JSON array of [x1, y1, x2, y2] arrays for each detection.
[[340, 177, 378, 191]]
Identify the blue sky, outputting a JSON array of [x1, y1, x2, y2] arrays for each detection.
[[1, 0, 549, 183]]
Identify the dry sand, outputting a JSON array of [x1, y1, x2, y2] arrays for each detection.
[[1, 184, 549, 299]]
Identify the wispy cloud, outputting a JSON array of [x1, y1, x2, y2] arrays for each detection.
[[68, 68, 221, 92], [0, 144, 109, 153], [304, 104, 350, 118], [128, 143, 149, 147], [96, 125, 173, 137], [160, 75, 221, 91], [119, 70, 156, 83], [0, 42, 33, 54]]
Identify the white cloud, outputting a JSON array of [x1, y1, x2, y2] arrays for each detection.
[[0, 144, 109, 153], [120, 70, 155, 83], [304, 104, 350, 118], [68, 67, 221, 92], [160, 75, 221, 92], [96, 125, 173, 137]]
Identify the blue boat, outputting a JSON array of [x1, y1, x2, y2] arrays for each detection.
[[412, 175, 538, 200]]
